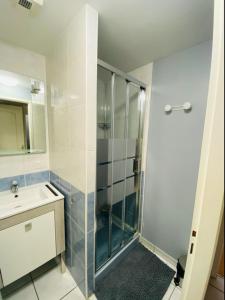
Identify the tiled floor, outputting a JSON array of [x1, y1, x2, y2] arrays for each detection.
[[209, 276, 224, 293], [205, 285, 224, 300], [161, 279, 182, 300], [0, 259, 96, 300], [0, 255, 181, 300], [205, 276, 224, 300]]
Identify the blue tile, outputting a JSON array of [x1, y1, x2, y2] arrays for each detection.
[[50, 171, 60, 187], [59, 178, 71, 194], [71, 218, 85, 264], [88, 264, 95, 296], [70, 187, 85, 230], [69, 250, 85, 286], [65, 212, 72, 247], [87, 230, 94, 268], [78, 280, 86, 298], [65, 241, 72, 268], [64, 194, 72, 213], [0, 175, 25, 192], [50, 181, 72, 213], [88, 192, 95, 233], [25, 171, 49, 186], [62, 191, 71, 213]]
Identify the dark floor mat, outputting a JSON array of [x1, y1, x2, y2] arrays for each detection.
[[95, 243, 175, 300]]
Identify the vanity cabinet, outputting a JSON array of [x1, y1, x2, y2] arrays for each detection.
[[0, 199, 65, 288]]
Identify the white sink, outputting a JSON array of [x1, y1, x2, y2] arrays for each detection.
[[0, 183, 64, 220]]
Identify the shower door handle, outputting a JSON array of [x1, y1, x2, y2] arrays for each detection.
[[133, 159, 141, 175]]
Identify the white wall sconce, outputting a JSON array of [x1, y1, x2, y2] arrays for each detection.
[[164, 102, 192, 114]]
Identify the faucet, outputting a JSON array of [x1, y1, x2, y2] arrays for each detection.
[[11, 181, 19, 194]]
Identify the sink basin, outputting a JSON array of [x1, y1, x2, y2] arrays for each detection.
[[0, 183, 64, 220]]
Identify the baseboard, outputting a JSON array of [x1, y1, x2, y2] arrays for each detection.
[[140, 236, 177, 271]]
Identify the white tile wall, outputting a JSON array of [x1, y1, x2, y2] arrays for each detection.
[[85, 5, 98, 194], [47, 4, 98, 195], [47, 6, 86, 193], [0, 154, 49, 179]]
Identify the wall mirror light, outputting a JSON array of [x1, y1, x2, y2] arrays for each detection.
[[0, 70, 47, 156]]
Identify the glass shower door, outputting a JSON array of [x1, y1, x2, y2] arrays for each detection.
[[96, 66, 112, 269], [96, 65, 145, 271], [111, 75, 127, 255], [124, 84, 143, 243]]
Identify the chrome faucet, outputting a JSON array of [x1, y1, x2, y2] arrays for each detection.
[[11, 181, 19, 194]]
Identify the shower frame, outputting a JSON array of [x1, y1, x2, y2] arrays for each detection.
[[95, 59, 147, 275]]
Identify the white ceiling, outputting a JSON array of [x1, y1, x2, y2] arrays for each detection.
[[0, 0, 214, 71]]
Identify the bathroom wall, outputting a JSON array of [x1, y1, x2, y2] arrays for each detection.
[[0, 40, 49, 179], [142, 41, 212, 260], [47, 4, 98, 297]]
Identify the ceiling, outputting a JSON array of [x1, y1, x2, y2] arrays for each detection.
[[0, 0, 214, 72]]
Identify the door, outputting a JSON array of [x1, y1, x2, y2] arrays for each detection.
[[0, 212, 56, 286], [96, 65, 145, 271], [0, 103, 26, 152]]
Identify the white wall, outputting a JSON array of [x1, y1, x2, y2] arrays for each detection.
[[0, 40, 49, 179], [142, 41, 212, 259]]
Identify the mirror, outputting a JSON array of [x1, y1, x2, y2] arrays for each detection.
[[0, 70, 47, 156]]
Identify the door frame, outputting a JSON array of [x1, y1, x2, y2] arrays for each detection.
[[181, 0, 224, 299]]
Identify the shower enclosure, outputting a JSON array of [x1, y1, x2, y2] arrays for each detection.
[[96, 60, 146, 271]]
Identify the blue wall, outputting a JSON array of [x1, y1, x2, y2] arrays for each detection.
[[143, 41, 212, 259]]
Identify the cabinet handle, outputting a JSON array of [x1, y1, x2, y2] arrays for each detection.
[[25, 223, 32, 232]]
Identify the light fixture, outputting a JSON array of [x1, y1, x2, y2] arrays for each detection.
[[31, 81, 41, 94]]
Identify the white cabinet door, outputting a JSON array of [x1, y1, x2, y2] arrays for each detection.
[[0, 212, 56, 286]]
